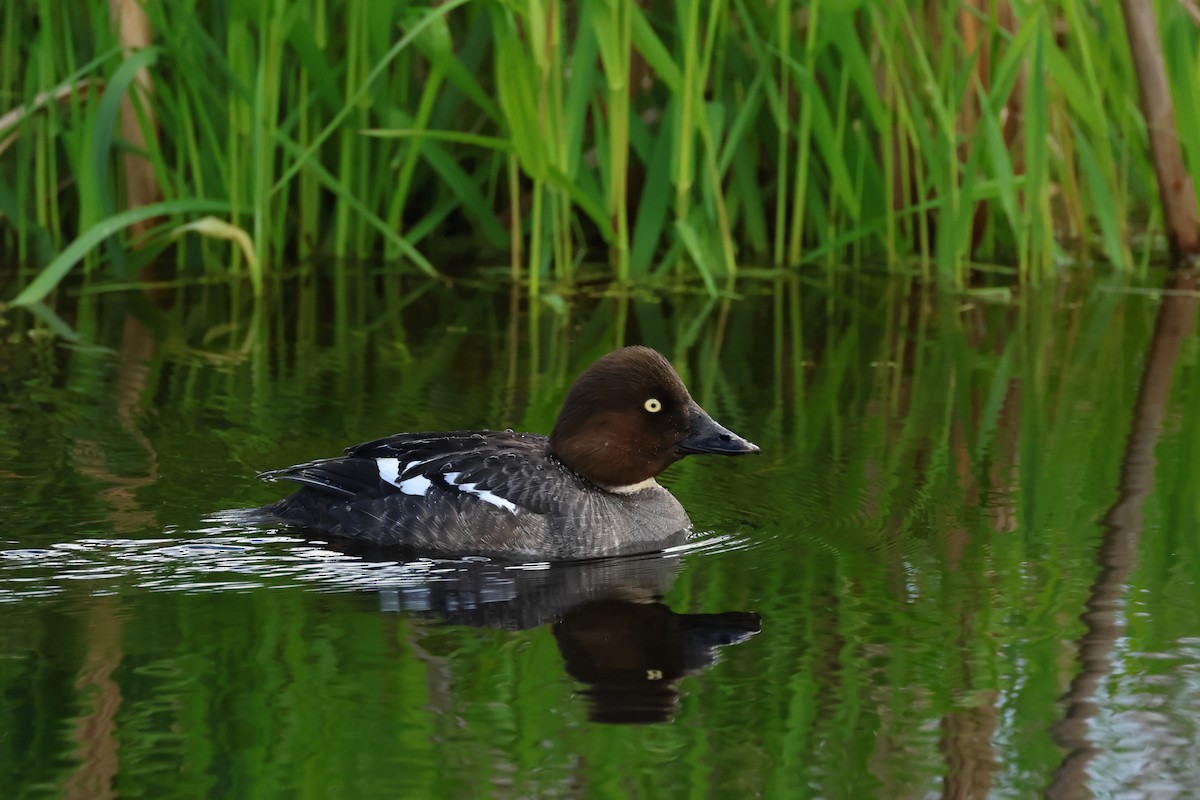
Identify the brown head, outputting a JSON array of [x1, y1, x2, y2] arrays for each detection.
[[548, 346, 759, 490]]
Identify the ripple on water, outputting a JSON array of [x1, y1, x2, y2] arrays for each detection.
[[0, 524, 755, 601]]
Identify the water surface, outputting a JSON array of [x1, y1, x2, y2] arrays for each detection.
[[2, 271, 1200, 797]]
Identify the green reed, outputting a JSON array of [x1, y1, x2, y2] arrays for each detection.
[[2, 0, 1198, 305]]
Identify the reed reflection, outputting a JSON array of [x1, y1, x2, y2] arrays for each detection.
[[1049, 270, 1200, 798]]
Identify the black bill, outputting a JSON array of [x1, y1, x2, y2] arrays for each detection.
[[677, 404, 760, 456]]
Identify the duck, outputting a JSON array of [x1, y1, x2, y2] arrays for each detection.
[[253, 346, 759, 559]]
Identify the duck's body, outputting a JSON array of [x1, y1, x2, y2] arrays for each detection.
[[255, 347, 757, 559], [259, 431, 690, 558]]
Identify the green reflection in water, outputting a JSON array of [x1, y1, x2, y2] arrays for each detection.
[[1, 270, 1199, 798]]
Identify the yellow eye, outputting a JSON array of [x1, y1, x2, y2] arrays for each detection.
[[644, 398, 662, 413]]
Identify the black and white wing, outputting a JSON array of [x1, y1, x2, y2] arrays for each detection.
[[258, 430, 565, 516]]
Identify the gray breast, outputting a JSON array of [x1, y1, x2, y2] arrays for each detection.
[[546, 485, 691, 558]]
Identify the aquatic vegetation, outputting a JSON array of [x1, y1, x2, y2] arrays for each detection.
[[2, 0, 1198, 301]]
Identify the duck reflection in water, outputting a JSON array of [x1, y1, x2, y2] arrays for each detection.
[[332, 539, 761, 725], [553, 596, 760, 724]]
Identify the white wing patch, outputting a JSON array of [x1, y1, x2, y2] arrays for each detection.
[[398, 475, 432, 496], [443, 471, 520, 514], [377, 457, 435, 497], [377, 458, 401, 485], [377, 460, 519, 512]]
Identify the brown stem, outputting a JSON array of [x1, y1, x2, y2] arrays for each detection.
[[109, 0, 162, 239], [1121, 1, 1200, 260]]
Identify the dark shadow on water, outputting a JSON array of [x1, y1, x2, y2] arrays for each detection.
[[556, 599, 760, 724], [338, 541, 763, 725]]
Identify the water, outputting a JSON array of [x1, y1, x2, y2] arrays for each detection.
[[2, 271, 1200, 797]]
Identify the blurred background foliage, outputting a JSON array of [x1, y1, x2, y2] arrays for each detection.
[[2, 0, 1200, 304]]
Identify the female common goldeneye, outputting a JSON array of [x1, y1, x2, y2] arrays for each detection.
[[255, 346, 758, 558]]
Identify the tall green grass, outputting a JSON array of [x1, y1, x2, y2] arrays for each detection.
[[2, 0, 1198, 302]]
